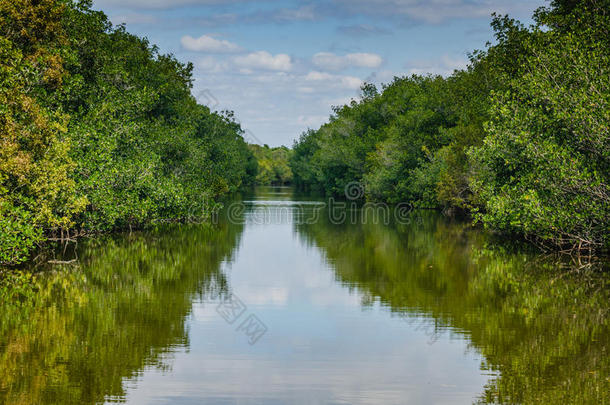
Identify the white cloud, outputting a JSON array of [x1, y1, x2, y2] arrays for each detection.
[[312, 52, 383, 71], [197, 56, 229, 73], [181, 34, 242, 53], [341, 76, 365, 89], [305, 71, 334, 81], [233, 51, 293, 72], [305, 71, 363, 90]]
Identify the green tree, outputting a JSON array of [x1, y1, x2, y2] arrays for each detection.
[[249, 144, 293, 185], [0, 0, 87, 264], [468, 1, 610, 249], [0, 0, 256, 263]]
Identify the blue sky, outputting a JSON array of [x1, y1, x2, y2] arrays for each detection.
[[92, 0, 546, 146]]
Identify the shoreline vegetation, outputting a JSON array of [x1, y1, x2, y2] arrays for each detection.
[[289, 0, 609, 254], [248, 144, 293, 186], [0, 0, 257, 265], [1, 0, 609, 267]]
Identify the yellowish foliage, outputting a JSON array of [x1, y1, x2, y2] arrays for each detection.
[[0, 0, 86, 243]]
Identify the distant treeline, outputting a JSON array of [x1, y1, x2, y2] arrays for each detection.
[[0, 0, 257, 265], [290, 0, 610, 252], [248, 144, 293, 185]]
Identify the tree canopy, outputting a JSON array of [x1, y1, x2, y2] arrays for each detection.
[[290, 0, 610, 251], [0, 0, 256, 264], [248, 144, 293, 185]]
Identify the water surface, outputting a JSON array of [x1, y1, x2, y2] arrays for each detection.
[[1, 187, 608, 404]]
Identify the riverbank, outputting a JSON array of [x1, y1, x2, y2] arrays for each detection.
[[289, 2, 610, 253], [0, 0, 256, 266]]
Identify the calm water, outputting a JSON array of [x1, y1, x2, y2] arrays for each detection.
[[1, 187, 608, 404]]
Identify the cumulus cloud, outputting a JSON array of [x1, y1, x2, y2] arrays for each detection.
[[197, 56, 229, 73], [305, 71, 363, 90], [181, 34, 242, 53], [234, 51, 293, 72], [304, 71, 334, 81], [312, 52, 383, 71]]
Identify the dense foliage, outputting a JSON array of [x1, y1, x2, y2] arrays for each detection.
[[290, 0, 610, 251], [0, 0, 256, 264], [248, 144, 293, 185]]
